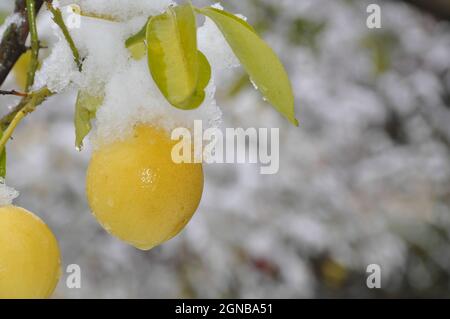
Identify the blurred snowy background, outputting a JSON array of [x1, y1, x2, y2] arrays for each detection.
[[2, 0, 450, 298]]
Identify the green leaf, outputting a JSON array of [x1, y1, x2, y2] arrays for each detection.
[[146, 4, 203, 110], [74, 90, 103, 149], [175, 51, 212, 109], [128, 42, 147, 60], [125, 20, 147, 47], [125, 19, 149, 60], [197, 51, 212, 91], [0, 131, 6, 179], [0, 12, 7, 26], [197, 7, 298, 126]]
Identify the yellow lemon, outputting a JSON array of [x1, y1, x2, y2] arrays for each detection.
[[86, 125, 204, 250], [0, 205, 61, 299]]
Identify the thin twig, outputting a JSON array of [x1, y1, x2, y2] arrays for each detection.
[[0, 108, 27, 147], [25, 0, 40, 91], [45, 0, 82, 71], [0, 90, 28, 97], [0, 87, 53, 143]]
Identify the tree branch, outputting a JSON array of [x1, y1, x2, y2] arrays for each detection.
[[0, 87, 52, 132], [0, 0, 44, 88], [0, 89, 27, 97], [401, 0, 450, 21]]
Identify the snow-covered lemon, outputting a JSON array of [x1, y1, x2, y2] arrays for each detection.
[[86, 125, 204, 250], [0, 205, 61, 299]]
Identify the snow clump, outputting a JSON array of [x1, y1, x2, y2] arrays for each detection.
[[33, 1, 240, 145]]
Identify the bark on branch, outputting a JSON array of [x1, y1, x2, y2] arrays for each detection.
[[0, 0, 43, 88], [401, 0, 450, 21]]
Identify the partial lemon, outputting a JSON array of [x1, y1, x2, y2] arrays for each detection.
[[12, 51, 32, 91], [0, 205, 61, 299]]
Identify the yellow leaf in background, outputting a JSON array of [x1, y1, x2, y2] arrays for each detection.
[[13, 51, 32, 91], [0, 12, 7, 25], [197, 7, 298, 126]]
